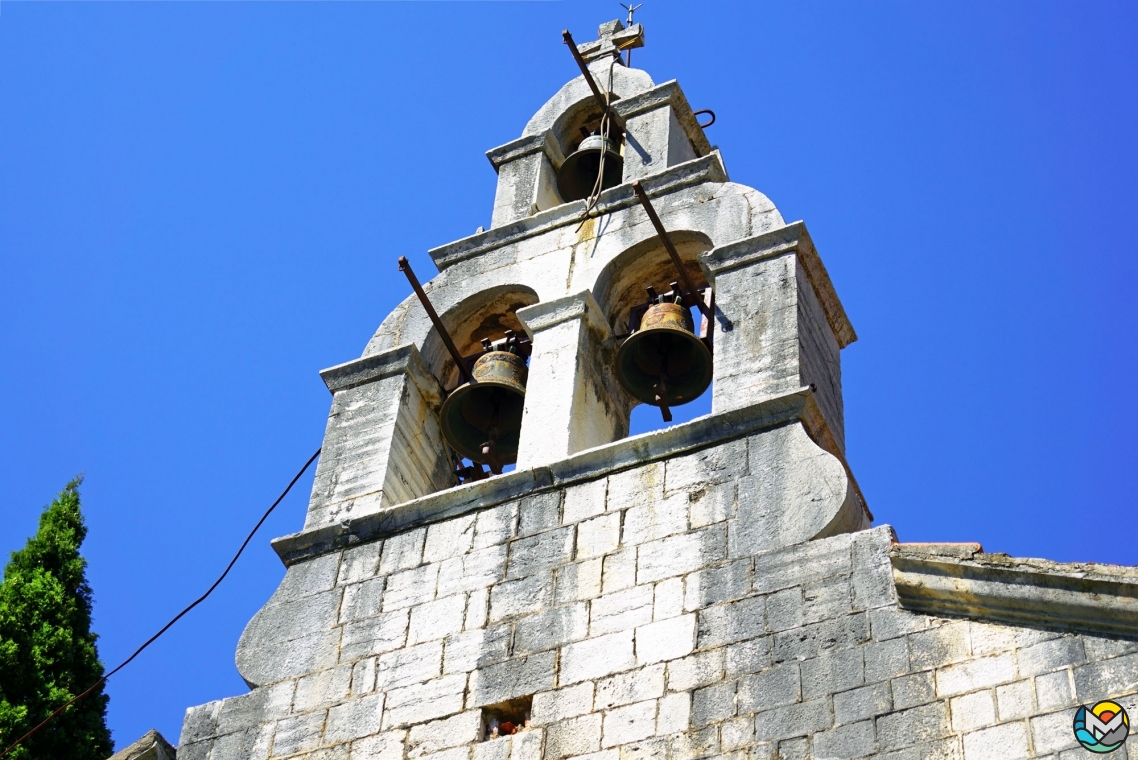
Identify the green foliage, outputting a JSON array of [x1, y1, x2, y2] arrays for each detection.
[[0, 478, 113, 760]]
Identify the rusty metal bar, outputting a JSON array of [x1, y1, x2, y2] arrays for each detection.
[[631, 182, 712, 319], [562, 31, 625, 129], [398, 256, 475, 385]]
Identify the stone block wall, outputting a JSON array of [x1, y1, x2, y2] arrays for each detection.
[[178, 435, 1138, 760]]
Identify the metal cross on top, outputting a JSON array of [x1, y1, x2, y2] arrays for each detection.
[[575, 18, 645, 64]]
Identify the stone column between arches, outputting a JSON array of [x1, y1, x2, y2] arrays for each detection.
[[514, 291, 630, 470]]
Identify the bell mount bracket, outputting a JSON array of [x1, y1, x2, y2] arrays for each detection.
[[620, 283, 715, 349]]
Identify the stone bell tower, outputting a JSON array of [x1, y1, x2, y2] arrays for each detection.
[[177, 20, 1138, 760]]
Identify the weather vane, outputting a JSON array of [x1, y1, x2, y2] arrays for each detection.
[[620, 2, 642, 27]]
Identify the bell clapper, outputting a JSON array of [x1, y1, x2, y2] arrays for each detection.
[[480, 441, 504, 476], [654, 373, 674, 423], [480, 406, 505, 475]]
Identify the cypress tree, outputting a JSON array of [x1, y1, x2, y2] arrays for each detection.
[[0, 478, 113, 760]]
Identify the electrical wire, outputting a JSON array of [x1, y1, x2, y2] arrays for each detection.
[[0, 447, 323, 760]]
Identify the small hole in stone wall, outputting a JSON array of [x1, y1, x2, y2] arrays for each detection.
[[481, 696, 534, 740]]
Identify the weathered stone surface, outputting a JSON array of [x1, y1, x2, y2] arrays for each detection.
[[696, 595, 764, 649], [305, 345, 450, 530], [752, 698, 831, 742], [639, 526, 726, 584], [949, 690, 997, 734], [833, 682, 892, 725], [468, 652, 557, 706], [577, 512, 621, 560], [656, 692, 691, 736], [562, 631, 637, 684], [732, 423, 863, 559], [408, 711, 482, 757], [592, 585, 654, 636], [876, 702, 950, 752], [294, 664, 353, 713], [602, 700, 658, 747], [515, 291, 628, 469], [532, 682, 595, 725], [325, 692, 384, 745], [513, 602, 589, 654], [691, 681, 736, 727], [545, 714, 602, 760], [666, 649, 724, 692], [442, 626, 511, 674], [595, 665, 665, 710], [408, 594, 467, 645], [812, 720, 875, 759], [109, 729, 177, 760], [683, 560, 752, 612], [736, 663, 799, 713], [635, 614, 696, 665], [382, 674, 466, 729], [892, 546, 1138, 638]]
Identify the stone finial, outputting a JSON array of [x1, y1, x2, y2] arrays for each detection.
[[576, 19, 645, 63]]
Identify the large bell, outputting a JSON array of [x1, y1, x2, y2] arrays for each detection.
[[441, 351, 528, 467], [615, 301, 713, 408], [557, 134, 624, 203]]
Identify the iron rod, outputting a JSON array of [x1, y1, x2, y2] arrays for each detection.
[[398, 256, 476, 385], [631, 182, 713, 318], [562, 31, 625, 129]]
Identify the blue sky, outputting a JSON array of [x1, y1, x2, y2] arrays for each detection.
[[1, 0, 1136, 750]]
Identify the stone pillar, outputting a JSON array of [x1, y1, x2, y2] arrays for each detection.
[[303, 344, 451, 530], [613, 81, 710, 183], [699, 222, 857, 453], [514, 291, 629, 469], [486, 132, 565, 229]]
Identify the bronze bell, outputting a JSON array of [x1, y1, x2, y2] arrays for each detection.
[[440, 350, 528, 469], [557, 134, 624, 203], [615, 300, 713, 411]]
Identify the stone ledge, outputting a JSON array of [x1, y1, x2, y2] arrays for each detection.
[[485, 131, 565, 171], [891, 546, 1138, 638], [611, 80, 713, 157], [271, 386, 848, 566], [319, 343, 442, 403], [700, 222, 857, 349], [516, 290, 610, 337], [429, 151, 728, 271]]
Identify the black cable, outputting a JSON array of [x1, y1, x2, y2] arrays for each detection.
[[0, 447, 322, 760]]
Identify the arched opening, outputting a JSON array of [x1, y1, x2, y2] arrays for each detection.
[[594, 232, 716, 438], [421, 286, 540, 484], [550, 99, 626, 204]]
